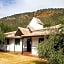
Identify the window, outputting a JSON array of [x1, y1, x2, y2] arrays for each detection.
[[15, 39, 20, 45], [39, 38, 44, 43], [7, 39, 9, 45]]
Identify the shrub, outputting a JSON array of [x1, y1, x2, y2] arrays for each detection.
[[38, 35, 55, 58], [38, 32, 64, 64]]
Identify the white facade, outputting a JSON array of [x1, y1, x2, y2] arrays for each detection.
[[9, 39, 15, 51], [7, 39, 22, 52], [23, 38, 27, 51], [6, 38, 28, 52], [5, 37, 40, 56], [32, 37, 39, 56], [1, 36, 44, 56], [15, 39, 22, 51]]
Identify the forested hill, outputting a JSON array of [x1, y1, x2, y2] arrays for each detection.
[[0, 8, 64, 33]]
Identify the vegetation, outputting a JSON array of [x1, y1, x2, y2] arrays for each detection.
[[0, 29, 5, 49], [38, 29, 64, 64], [0, 8, 64, 32], [0, 31, 5, 44]]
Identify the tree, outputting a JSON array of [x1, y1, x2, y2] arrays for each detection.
[[0, 30, 5, 44]]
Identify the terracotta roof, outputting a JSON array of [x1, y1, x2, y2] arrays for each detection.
[[4, 31, 16, 36], [5, 24, 63, 38], [22, 24, 62, 37], [43, 24, 62, 30], [32, 24, 62, 32], [27, 26, 36, 32], [21, 29, 58, 37], [18, 27, 30, 35], [6, 35, 21, 38], [4, 31, 21, 38]]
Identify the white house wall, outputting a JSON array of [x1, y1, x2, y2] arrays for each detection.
[[32, 36, 44, 56], [32, 37, 39, 56], [15, 39, 22, 51], [7, 39, 15, 51], [7, 38, 27, 52], [7, 44, 10, 51], [23, 38, 27, 51], [6, 36, 44, 56], [15, 38, 27, 52], [7, 39, 22, 52]]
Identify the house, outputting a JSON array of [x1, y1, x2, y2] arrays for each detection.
[[2, 17, 62, 56]]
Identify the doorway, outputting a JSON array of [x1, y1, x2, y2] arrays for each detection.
[[27, 38, 31, 52]]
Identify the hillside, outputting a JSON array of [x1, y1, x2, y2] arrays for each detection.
[[0, 8, 64, 32]]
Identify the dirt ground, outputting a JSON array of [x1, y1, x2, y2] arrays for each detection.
[[0, 52, 46, 64]]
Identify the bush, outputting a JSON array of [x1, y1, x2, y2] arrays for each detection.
[[38, 35, 55, 58], [38, 32, 64, 64], [47, 51, 64, 64]]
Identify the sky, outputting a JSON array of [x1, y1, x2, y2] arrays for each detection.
[[0, 0, 64, 18]]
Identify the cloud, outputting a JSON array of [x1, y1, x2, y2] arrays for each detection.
[[0, 0, 64, 18]]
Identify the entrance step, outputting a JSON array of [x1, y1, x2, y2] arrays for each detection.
[[23, 52, 38, 58]]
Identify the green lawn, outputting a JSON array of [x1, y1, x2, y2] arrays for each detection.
[[0, 52, 46, 64]]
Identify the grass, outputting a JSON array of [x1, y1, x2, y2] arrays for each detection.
[[0, 52, 46, 64]]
